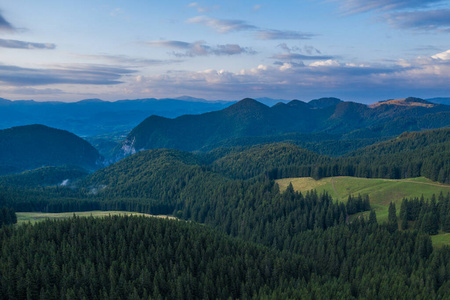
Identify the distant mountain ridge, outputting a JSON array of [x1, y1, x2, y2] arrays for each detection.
[[0, 97, 234, 137], [117, 96, 450, 158], [0, 124, 102, 175], [427, 97, 450, 106]]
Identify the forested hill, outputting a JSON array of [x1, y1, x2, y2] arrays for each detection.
[[0, 125, 103, 175], [208, 128, 450, 182], [117, 97, 450, 157]]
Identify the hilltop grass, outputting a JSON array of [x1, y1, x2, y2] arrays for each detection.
[[276, 176, 450, 247], [277, 176, 450, 221], [16, 211, 174, 225]]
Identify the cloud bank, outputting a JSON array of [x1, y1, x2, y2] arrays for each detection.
[[0, 39, 55, 49], [127, 49, 450, 101], [385, 9, 450, 32], [0, 64, 135, 86]]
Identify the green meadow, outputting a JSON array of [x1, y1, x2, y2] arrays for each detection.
[[277, 176, 450, 221], [16, 211, 174, 225], [277, 176, 450, 247]]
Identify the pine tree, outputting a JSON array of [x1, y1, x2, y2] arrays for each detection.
[[388, 202, 398, 232], [368, 210, 377, 225]]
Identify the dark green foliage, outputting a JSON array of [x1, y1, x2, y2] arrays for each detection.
[[388, 202, 398, 232], [0, 124, 102, 175], [0, 206, 16, 228], [1, 216, 449, 299], [346, 194, 370, 215], [369, 209, 377, 225], [400, 193, 450, 235], [0, 216, 307, 299]]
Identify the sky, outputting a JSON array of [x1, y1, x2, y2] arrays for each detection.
[[0, 0, 449, 104]]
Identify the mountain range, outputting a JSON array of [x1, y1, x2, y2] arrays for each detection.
[[117, 97, 450, 158], [0, 97, 233, 137]]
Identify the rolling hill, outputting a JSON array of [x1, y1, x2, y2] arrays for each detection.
[[0, 124, 103, 175]]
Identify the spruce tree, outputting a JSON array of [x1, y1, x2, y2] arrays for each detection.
[[388, 202, 398, 232]]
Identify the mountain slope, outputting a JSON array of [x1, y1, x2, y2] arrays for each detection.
[[0, 124, 102, 175]]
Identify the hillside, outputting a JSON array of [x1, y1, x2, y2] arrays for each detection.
[[0, 166, 88, 187], [0, 125, 103, 175], [117, 97, 450, 157]]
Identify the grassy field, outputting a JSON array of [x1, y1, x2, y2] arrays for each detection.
[[277, 176, 450, 222], [16, 211, 175, 225], [432, 233, 450, 248], [277, 176, 450, 247]]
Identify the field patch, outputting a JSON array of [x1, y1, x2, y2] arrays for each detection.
[[16, 211, 175, 225], [277, 176, 450, 208], [277, 176, 450, 247]]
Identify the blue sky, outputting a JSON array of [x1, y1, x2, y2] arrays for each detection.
[[0, 0, 449, 103]]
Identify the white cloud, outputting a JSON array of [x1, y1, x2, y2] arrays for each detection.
[[309, 60, 341, 67], [432, 49, 450, 60]]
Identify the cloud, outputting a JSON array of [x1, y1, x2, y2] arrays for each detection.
[[273, 53, 335, 61], [385, 9, 450, 32], [147, 40, 255, 57], [186, 16, 317, 42], [257, 30, 316, 40], [187, 16, 257, 33], [0, 39, 55, 49], [309, 60, 341, 67], [0, 12, 15, 32], [432, 49, 450, 60], [0, 64, 135, 86], [128, 50, 450, 101], [336, 0, 444, 14]]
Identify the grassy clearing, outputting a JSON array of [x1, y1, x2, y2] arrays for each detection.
[[16, 211, 175, 225], [432, 233, 450, 248], [277, 176, 450, 247], [277, 176, 450, 222]]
